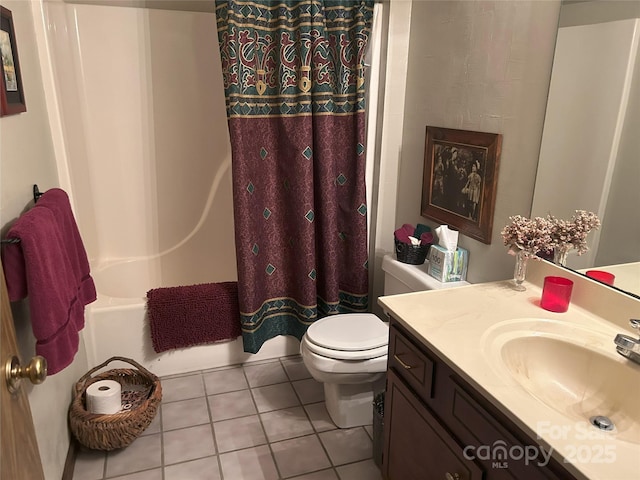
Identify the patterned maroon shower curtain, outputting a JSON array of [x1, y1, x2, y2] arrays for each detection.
[[215, 0, 374, 353]]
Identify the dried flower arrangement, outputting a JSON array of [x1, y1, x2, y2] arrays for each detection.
[[501, 210, 600, 259], [501, 215, 552, 258], [546, 210, 601, 255]]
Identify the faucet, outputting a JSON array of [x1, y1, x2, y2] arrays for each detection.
[[614, 319, 640, 365]]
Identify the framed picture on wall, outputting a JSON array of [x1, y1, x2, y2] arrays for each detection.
[[0, 6, 26, 117], [421, 126, 502, 244]]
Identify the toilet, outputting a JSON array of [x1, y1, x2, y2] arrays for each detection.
[[300, 313, 388, 428], [300, 254, 470, 428]]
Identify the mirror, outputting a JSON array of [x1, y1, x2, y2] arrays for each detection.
[[532, 0, 640, 298]]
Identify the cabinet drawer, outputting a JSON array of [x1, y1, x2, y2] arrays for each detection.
[[389, 325, 434, 400]]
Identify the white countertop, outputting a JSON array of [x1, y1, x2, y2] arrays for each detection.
[[378, 259, 640, 480]]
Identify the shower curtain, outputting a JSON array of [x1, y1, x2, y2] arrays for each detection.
[[215, 0, 375, 353]]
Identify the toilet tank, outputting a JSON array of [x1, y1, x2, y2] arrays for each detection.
[[381, 254, 469, 295]]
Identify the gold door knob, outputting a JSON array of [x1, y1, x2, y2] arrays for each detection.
[[5, 355, 47, 394], [445, 473, 460, 480]]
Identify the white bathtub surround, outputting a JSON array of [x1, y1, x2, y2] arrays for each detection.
[[34, 2, 243, 374], [87, 296, 300, 378]]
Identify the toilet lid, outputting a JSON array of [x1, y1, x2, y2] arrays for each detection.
[[303, 339, 388, 361], [305, 313, 388, 351]]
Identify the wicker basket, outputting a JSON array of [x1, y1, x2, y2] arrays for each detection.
[[395, 238, 430, 265], [69, 356, 162, 451]]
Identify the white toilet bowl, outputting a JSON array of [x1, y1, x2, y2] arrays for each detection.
[[300, 313, 389, 428], [299, 255, 469, 428]]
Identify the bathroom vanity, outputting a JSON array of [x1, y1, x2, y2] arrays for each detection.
[[378, 260, 640, 480], [384, 318, 573, 479]]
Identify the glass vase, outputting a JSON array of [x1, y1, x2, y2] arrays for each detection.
[[513, 249, 528, 291], [553, 244, 570, 266]]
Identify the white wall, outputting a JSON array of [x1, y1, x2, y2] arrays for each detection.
[[0, 2, 89, 478], [370, 0, 412, 317], [387, 0, 561, 286]]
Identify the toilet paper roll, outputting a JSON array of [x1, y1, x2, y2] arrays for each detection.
[[86, 380, 122, 414]]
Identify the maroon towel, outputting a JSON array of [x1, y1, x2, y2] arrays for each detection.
[[147, 282, 242, 353], [395, 224, 418, 244], [2, 189, 96, 374]]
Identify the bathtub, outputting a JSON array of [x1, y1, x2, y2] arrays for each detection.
[[85, 254, 300, 378], [35, 3, 300, 376]]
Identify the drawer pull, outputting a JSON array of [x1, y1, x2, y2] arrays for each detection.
[[393, 354, 413, 370], [445, 473, 460, 480]]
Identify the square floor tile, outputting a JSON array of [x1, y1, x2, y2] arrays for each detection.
[[105, 434, 162, 478], [292, 378, 325, 404], [260, 406, 314, 442], [208, 389, 256, 422], [163, 424, 216, 465], [319, 428, 373, 466], [252, 382, 300, 412], [203, 367, 248, 395], [244, 360, 289, 387], [164, 455, 221, 480], [304, 403, 337, 432], [140, 411, 161, 437], [336, 459, 383, 480], [93, 360, 383, 480], [364, 425, 374, 440], [108, 469, 162, 480], [271, 434, 332, 478], [219, 445, 279, 480], [281, 356, 312, 381], [290, 470, 339, 480], [213, 415, 267, 453], [72, 448, 105, 480], [160, 374, 205, 403], [162, 396, 210, 431]]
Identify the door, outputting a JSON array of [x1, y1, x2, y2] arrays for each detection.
[[383, 369, 484, 480], [0, 259, 45, 480]]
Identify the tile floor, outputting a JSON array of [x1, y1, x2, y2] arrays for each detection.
[[72, 356, 384, 480]]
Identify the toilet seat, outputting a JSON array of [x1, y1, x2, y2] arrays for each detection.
[[303, 339, 388, 360], [301, 341, 389, 375], [303, 313, 389, 360]]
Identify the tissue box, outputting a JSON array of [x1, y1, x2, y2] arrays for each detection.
[[427, 245, 469, 282]]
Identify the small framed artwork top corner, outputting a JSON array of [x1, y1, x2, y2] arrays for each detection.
[[0, 5, 27, 117]]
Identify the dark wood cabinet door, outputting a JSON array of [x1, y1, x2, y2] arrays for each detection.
[[383, 369, 484, 480]]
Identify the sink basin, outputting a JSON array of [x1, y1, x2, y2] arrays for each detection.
[[483, 319, 640, 444]]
